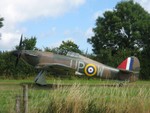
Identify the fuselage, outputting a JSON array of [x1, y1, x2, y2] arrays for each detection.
[[12, 36, 140, 85], [18, 50, 119, 79]]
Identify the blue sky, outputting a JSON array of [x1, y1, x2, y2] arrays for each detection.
[[0, 0, 149, 53], [25, 0, 120, 51]]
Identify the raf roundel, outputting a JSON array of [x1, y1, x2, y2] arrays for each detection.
[[84, 64, 97, 77]]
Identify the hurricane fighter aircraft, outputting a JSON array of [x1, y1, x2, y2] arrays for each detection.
[[12, 35, 140, 85]]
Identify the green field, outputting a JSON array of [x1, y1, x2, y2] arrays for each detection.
[[0, 78, 150, 113]]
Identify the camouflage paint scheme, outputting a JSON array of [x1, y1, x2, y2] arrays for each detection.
[[13, 49, 140, 85]]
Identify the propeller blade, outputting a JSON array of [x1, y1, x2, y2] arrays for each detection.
[[15, 57, 19, 67], [19, 34, 23, 50], [15, 51, 21, 67], [14, 34, 23, 67]]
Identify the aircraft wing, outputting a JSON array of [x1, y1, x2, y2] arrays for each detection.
[[35, 63, 74, 72]]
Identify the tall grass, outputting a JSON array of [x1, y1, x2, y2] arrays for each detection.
[[28, 84, 150, 113], [0, 84, 21, 113], [0, 80, 150, 113]]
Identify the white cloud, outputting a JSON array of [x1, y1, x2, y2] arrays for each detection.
[[49, 37, 75, 48], [135, 0, 150, 13], [0, 0, 85, 51], [93, 0, 150, 22], [0, 32, 20, 50], [63, 27, 83, 40], [40, 26, 57, 38], [85, 27, 94, 39], [93, 9, 112, 20], [0, 0, 85, 25], [93, 11, 104, 20]]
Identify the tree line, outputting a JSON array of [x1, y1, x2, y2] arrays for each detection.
[[88, 0, 150, 80], [0, 38, 83, 79], [0, 0, 150, 79]]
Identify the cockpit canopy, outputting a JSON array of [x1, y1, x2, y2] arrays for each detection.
[[66, 52, 80, 58]]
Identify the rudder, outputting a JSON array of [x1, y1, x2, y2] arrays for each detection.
[[117, 56, 140, 82], [117, 56, 140, 72]]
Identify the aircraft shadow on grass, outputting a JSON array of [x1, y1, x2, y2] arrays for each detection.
[[20, 82, 126, 90]]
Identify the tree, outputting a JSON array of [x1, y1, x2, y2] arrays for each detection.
[[88, 0, 150, 54], [22, 36, 37, 50], [44, 40, 82, 55], [0, 17, 4, 28], [0, 36, 38, 78], [0, 16, 4, 40], [88, 0, 150, 79], [44, 47, 59, 54], [59, 40, 82, 55], [16, 36, 37, 50], [0, 51, 36, 78]]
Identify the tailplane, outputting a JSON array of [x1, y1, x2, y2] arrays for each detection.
[[117, 56, 140, 82]]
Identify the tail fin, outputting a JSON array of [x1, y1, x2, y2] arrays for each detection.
[[117, 56, 140, 82], [117, 56, 140, 72]]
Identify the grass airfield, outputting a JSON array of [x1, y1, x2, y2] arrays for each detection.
[[0, 78, 150, 113]]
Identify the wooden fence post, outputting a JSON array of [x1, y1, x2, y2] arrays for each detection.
[[23, 85, 28, 113], [16, 95, 21, 113]]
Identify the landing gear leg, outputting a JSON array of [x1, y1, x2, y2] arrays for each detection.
[[34, 70, 47, 85]]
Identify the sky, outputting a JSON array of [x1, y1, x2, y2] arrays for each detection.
[[0, 0, 150, 53]]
